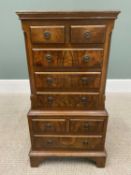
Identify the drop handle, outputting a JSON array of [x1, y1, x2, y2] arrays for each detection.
[[47, 77, 53, 84], [45, 54, 52, 63], [43, 31, 51, 39], [82, 55, 90, 63], [47, 96, 54, 104], [81, 96, 88, 104], [84, 31, 91, 39], [82, 140, 88, 145], [81, 77, 89, 84], [47, 139, 53, 144], [83, 122, 89, 129], [45, 123, 53, 129]]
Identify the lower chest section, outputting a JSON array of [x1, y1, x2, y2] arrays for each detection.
[[28, 112, 108, 151]]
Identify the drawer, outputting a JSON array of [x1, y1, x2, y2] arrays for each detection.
[[32, 49, 104, 72], [71, 25, 106, 43], [30, 26, 65, 43], [33, 136, 103, 150], [31, 93, 100, 110], [34, 72, 101, 92], [31, 118, 66, 134], [70, 119, 104, 135]]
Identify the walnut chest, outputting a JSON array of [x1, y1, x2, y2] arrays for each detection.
[[16, 11, 120, 167]]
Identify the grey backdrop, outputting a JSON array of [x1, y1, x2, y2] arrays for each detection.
[[0, 0, 131, 79]]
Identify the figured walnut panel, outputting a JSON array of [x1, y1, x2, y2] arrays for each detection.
[[34, 72, 101, 92], [30, 26, 65, 44], [69, 118, 105, 135], [32, 49, 104, 72], [31, 118, 66, 135], [33, 136, 103, 151], [31, 93, 100, 110], [71, 25, 106, 43]]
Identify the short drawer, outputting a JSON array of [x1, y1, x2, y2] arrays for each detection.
[[34, 72, 101, 92], [33, 136, 103, 150], [30, 26, 65, 43], [69, 119, 104, 135], [31, 118, 66, 134], [32, 49, 104, 72], [71, 25, 106, 43], [31, 93, 100, 110]]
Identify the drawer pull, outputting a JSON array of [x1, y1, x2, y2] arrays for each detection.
[[83, 122, 89, 129], [45, 54, 52, 63], [45, 123, 53, 129], [82, 140, 88, 145], [44, 31, 51, 39], [47, 139, 53, 144], [82, 55, 90, 63], [47, 77, 53, 84], [84, 31, 91, 39], [47, 96, 54, 104], [81, 96, 88, 104], [81, 77, 89, 84]]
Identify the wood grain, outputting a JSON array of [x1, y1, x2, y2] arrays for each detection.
[[17, 11, 120, 167], [32, 135, 103, 151], [30, 26, 65, 44], [34, 72, 101, 92], [32, 49, 104, 72], [71, 25, 106, 43]]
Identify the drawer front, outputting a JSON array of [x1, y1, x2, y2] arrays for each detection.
[[33, 136, 103, 150], [32, 119, 66, 134], [30, 26, 65, 43], [70, 119, 104, 135], [32, 94, 100, 110], [34, 72, 101, 92], [32, 49, 103, 71], [71, 25, 106, 43]]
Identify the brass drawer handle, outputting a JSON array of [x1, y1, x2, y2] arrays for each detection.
[[82, 55, 90, 63], [81, 77, 89, 84], [47, 96, 54, 104], [44, 31, 51, 39], [81, 96, 88, 104], [47, 139, 53, 145], [45, 123, 53, 129], [83, 122, 89, 129], [47, 77, 53, 84], [45, 54, 52, 63], [82, 140, 88, 145], [84, 31, 91, 39]]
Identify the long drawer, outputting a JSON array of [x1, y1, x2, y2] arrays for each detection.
[[32, 136, 103, 150], [32, 49, 104, 72], [31, 93, 101, 110], [34, 72, 101, 92]]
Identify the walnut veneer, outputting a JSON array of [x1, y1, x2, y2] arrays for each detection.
[[16, 11, 120, 167]]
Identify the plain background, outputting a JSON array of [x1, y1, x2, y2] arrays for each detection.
[[0, 0, 130, 79]]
